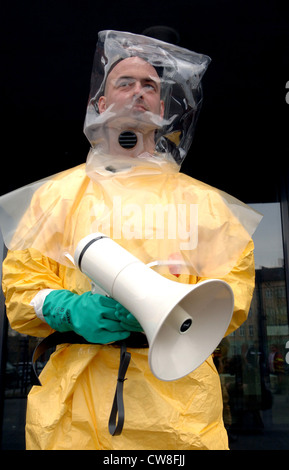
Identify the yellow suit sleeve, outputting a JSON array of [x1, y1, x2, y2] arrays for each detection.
[[197, 239, 256, 336], [2, 248, 64, 337]]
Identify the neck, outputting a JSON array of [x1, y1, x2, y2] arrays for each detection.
[[103, 127, 156, 158]]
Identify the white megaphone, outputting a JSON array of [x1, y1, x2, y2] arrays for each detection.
[[74, 233, 234, 381]]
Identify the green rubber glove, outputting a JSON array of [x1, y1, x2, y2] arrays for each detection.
[[42, 289, 142, 344]]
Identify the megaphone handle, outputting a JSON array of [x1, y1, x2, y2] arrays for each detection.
[[108, 343, 131, 436]]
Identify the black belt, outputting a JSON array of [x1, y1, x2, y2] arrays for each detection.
[[31, 331, 148, 436]]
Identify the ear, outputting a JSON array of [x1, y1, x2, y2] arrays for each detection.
[[98, 96, 107, 114]]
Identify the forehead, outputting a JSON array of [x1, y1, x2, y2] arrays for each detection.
[[107, 57, 160, 83]]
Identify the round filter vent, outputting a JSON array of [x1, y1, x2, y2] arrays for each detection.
[[118, 131, 138, 149]]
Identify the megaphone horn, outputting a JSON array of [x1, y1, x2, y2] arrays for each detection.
[[74, 233, 234, 381]]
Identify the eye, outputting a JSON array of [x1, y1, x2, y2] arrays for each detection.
[[144, 84, 155, 91], [144, 82, 157, 92], [116, 78, 135, 88]]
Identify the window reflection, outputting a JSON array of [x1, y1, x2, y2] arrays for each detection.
[[215, 203, 289, 448], [5, 326, 38, 398]]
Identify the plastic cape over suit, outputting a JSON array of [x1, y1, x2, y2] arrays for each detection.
[[0, 155, 261, 279], [2, 162, 259, 450]]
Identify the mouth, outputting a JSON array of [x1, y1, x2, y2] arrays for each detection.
[[130, 97, 149, 112], [132, 103, 148, 112]]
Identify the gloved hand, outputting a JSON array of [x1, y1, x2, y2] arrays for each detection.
[[114, 309, 143, 332], [42, 289, 142, 344]]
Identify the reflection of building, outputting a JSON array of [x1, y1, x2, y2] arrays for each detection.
[[256, 267, 289, 346], [219, 266, 289, 436], [228, 266, 288, 359]]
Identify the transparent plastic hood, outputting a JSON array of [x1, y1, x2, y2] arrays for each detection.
[[84, 30, 211, 174]]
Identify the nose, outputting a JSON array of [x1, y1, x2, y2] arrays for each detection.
[[133, 81, 144, 98]]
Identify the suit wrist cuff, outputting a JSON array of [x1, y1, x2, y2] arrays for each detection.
[[30, 289, 56, 322]]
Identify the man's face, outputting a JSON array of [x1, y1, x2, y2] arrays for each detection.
[[98, 57, 164, 118]]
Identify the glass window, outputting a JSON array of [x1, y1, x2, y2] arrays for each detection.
[[0, 327, 38, 449], [217, 203, 289, 450]]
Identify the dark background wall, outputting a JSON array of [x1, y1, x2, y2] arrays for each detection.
[[1, 0, 288, 202]]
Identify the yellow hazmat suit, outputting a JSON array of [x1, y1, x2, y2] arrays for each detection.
[[2, 162, 256, 450]]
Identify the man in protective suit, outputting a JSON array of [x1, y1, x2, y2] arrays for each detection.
[[1, 30, 260, 450]]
